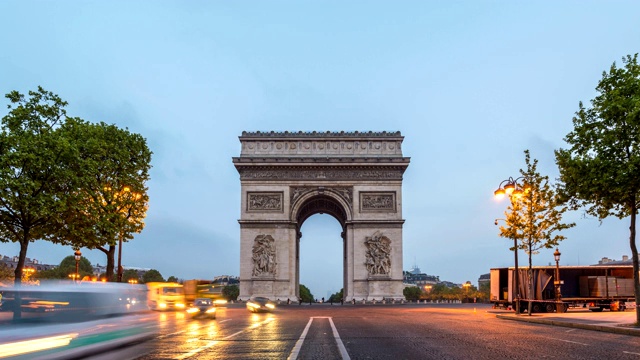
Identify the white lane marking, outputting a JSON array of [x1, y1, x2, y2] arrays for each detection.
[[623, 351, 640, 356], [544, 337, 587, 346], [175, 317, 274, 359], [328, 317, 351, 360], [287, 318, 314, 360], [288, 317, 350, 360]]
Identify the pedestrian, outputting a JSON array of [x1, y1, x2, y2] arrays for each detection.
[[287, 298, 290, 305]]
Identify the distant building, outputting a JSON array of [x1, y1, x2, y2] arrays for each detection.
[[478, 273, 490, 288], [212, 275, 239, 286], [596, 254, 635, 266], [403, 266, 439, 289], [0, 254, 57, 272]]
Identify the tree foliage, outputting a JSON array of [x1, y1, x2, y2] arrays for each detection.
[[403, 286, 422, 301], [222, 284, 239, 301], [328, 288, 344, 303], [555, 53, 640, 324], [142, 269, 164, 283], [54, 120, 151, 280], [299, 284, 314, 303], [0, 87, 79, 285], [499, 151, 574, 262], [35, 255, 93, 280]]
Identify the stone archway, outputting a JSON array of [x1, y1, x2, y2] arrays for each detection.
[[233, 131, 410, 301]]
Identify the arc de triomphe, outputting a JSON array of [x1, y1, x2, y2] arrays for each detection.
[[233, 131, 410, 301]]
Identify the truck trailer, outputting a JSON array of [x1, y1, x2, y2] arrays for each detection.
[[490, 265, 636, 313], [146, 282, 186, 311]]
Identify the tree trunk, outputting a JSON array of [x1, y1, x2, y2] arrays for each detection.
[[13, 238, 30, 321], [630, 203, 640, 325], [97, 245, 117, 281]]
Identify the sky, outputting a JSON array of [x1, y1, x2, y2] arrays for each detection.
[[1, 1, 639, 299]]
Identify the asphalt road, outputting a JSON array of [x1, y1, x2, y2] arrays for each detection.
[[130, 303, 640, 359]]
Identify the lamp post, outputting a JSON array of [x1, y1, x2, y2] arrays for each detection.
[[494, 176, 525, 315], [554, 248, 563, 313], [462, 281, 471, 303], [74, 250, 82, 283]]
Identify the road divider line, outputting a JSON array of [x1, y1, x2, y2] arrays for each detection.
[[287, 318, 314, 360], [328, 317, 351, 360], [623, 351, 640, 356], [288, 317, 350, 360]]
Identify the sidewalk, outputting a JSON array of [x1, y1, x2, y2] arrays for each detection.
[[495, 309, 640, 337]]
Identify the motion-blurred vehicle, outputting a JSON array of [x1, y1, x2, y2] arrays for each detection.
[[146, 282, 186, 311], [186, 298, 216, 319], [183, 279, 228, 306], [0, 282, 156, 359], [246, 296, 275, 313]]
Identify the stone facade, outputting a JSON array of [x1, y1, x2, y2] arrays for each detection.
[[233, 131, 410, 301]]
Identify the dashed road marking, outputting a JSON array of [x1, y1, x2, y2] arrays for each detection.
[[623, 351, 640, 356]]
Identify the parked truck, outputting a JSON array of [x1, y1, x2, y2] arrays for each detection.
[[183, 279, 228, 306], [146, 282, 186, 311], [491, 265, 636, 313]]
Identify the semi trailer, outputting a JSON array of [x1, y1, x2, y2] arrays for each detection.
[[490, 265, 636, 313]]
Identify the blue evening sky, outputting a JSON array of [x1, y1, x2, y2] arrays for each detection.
[[1, 1, 639, 298]]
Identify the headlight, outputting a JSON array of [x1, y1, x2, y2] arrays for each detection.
[[266, 303, 275, 309], [159, 303, 167, 309], [186, 307, 199, 314], [206, 308, 216, 314], [214, 299, 228, 305], [247, 302, 260, 309], [176, 303, 186, 309]]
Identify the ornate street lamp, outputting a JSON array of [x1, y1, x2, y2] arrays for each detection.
[[494, 176, 526, 315], [74, 250, 82, 283], [554, 248, 563, 313]]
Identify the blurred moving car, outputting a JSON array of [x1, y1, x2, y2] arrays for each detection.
[[246, 297, 276, 313], [0, 282, 156, 359], [186, 298, 216, 319]]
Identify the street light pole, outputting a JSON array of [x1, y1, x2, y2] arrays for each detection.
[[117, 232, 123, 282], [554, 248, 563, 313], [74, 250, 82, 284], [494, 176, 525, 315]]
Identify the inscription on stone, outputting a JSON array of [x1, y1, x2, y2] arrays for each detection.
[[247, 192, 283, 212], [360, 192, 396, 212]]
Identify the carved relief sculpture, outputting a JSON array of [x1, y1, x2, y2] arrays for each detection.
[[252, 234, 276, 277], [247, 192, 283, 212], [360, 192, 396, 212], [364, 231, 391, 276]]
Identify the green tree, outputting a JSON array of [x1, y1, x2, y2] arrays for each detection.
[[478, 281, 490, 302], [328, 288, 344, 303], [0, 87, 79, 286], [501, 150, 575, 314], [142, 269, 164, 283], [0, 263, 12, 284], [299, 284, 314, 303], [555, 54, 640, 324], [403, 286, 422, 302], [35, 255, 93, 280], [54, 120, 151, 281], [222, 284, 239, 301], [167, 276, 178, 283], [122, 269, 139, 283]]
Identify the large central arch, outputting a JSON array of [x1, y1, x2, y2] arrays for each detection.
[[233, 131, 410, 301]]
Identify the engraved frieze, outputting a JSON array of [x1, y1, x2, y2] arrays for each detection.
[[360, 192, 396, 212], [247, 192, 283, 212], [238, 168, 405, 181]]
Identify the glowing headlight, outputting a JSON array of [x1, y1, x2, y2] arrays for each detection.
[[186, 307, 199, 314], [159, 303, 167, 309], [176, 303, 186, 309], [266, 303, 275, 309], [206, 308, 216, 314], [247, 302, 260, 309], [214, 299, 228, 305]]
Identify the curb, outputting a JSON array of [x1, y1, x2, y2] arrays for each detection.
[[496, 314, 640, 337]]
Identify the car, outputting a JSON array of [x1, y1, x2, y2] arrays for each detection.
[[186, 298, 217, 319], [246, 296, 276, 313]]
